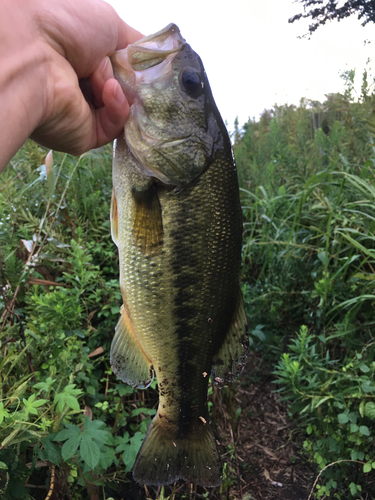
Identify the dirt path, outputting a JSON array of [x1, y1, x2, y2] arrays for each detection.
[[113, 352, 315, 500], [216, 352, 314, 500]]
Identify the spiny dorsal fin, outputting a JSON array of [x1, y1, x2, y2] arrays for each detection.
[[110, 189, 119, 246], [211, 290, 249, 386], [110, 305, 154, 389], [132, 185, 163, 255]]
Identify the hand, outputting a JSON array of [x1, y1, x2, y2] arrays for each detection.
[[0, 0, 142, 170]]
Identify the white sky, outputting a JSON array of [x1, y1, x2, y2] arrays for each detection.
[[106, 0, 375, 131]]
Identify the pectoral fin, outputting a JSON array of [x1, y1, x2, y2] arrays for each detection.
[[132, 185, 163, 255], [211, 291, 249, 386], [110, 305, 154, 389], [110, 190, 119, 246]]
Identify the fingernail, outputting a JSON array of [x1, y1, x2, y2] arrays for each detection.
[[113, 81, 126, 104], [98, 57, 111, 79]]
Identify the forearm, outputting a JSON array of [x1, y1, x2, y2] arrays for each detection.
[[0, 1, 48, 171], [0, 46, 48, 171]]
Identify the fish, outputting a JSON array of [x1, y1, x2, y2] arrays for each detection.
[[109, 23, 248, 487]]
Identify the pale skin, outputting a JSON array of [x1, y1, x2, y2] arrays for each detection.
[[0, 0, 142, 172]]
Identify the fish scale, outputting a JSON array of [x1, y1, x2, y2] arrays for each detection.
[[110, 23, 248, 486]]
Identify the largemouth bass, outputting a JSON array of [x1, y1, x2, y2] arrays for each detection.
[[110, 23, 248, 487]]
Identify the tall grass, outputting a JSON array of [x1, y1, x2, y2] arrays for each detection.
[[235, 73, 375, 498]]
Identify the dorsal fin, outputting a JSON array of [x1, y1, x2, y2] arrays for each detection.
[[211, 290, 249, 386]]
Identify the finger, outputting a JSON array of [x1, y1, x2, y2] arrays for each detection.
[[116, 19, 144, 49], [90, 56, 113, 108], [94, 78, 129, 147], [38, 0, 143, 78]]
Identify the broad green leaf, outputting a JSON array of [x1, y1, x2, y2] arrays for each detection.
[[55, 426, 81, 442], [80, 434, 100, 469], [83, 418, 115, 445], [99, 446, 116, 469], [61, 437, 81, 461], [359, 425, 370, 436], [115, 432, 130, 453], [122, 444, 138, 472], [64, 395, 80, 411], [364, 463, 372, 473], [359, 364, 371, 373], [41, 438, 61, 465], [338, 413, 349, 424], [115, 385, 134, 397], [349, 483, 358, 496], [364, 402, 375, 420], [122, 432, 144, 472]]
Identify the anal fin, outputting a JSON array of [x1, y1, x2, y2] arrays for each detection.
[[212, 290, 249, 386], [110, 306, 154, 389]]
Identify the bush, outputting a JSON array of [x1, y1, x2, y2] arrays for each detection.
[[0, 144, 156, 498], [235, 71, 375, 498]]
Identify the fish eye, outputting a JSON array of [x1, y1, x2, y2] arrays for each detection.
[[180, 69, 203, 98]]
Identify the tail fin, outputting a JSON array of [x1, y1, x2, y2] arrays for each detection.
[[133, 414, 222, 487]]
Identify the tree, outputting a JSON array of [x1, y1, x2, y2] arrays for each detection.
[[289, 0, 375, 34]]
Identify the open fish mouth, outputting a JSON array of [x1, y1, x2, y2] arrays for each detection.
[[110, 24, 185, 103], [126, 23, 184, 71]]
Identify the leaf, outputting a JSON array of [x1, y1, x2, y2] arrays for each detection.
[[99, 446, 116, 469], [122, 432, 144, 472], [61, 437, 81, 461], [364, 402, 375, 420], [80, 434, 100, 469], [0, 402, 10, 425], [359, 399, 366, 418], [338, 413, 349, 424], [64, 395, 80, 411], [359, 425, 370, 436], [41, 438, 61, 465], [23, 394, 48, 416], [54, 384, 83, 413], [131, 408, 157, 417], [55, 425, 81, 442], [317, 251, 327, 264], [364, 463, 372, 473], [122, 444, 138, 472], [359, 363, 370, 373], [34, 377, 56, 393], [349, 483, 358, 496], [362, 380, 375, 393], [350, 423, 359, 433], [83, 417, 115, 446]]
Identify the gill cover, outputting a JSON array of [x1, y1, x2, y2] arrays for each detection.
[[111, 24, 213, 187]]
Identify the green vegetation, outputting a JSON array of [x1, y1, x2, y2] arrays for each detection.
[[2, 68, 375, 499], [0, 144, 156, 498], [235, 69, 375, 498]]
